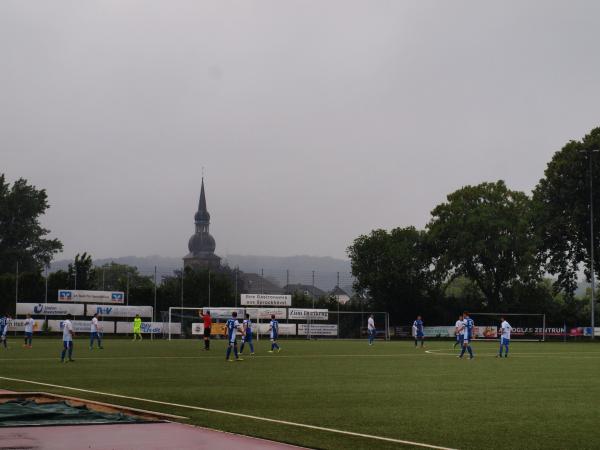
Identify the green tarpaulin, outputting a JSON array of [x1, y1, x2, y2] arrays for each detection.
[[0, 400, 149, 427]]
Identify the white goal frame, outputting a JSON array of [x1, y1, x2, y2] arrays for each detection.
[[167, 306, 391, 341], [469, 312, 546, 342]]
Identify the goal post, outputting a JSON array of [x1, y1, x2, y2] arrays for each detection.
[[166, 306, 390, 341], [469, 313, 546, 342], [166, 306, 243, 340]]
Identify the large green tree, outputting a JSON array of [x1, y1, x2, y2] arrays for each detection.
[[347, 227, 433, 319], [0, 175, 63, 273], [427, 180, 540, 310], [532, 127, 600, 297], [68, 253, 96, 290]]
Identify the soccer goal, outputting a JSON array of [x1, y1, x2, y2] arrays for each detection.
[[166, 307, 242, 340], [166, 307, 390, 341], [469, 313, 547, 342]]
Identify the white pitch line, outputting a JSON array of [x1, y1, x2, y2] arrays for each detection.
[[0, 353, 427, 362], [0, 376, 456, 450], [424, 349, 600, 358]]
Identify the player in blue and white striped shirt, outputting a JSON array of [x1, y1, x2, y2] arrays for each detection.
[[413, 316, 424, 348], [268, 314, 281, 353], [459, 311, 475, 359], [225, 311, 244, 362], [0, 314, 11, 349], [239, 313, 255, 356]]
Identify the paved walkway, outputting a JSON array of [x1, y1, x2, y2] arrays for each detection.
[[0, 422, 309, 450]]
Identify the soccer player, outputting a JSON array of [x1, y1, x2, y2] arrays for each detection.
[[199, 310, 211, 351], [413, 315, 425, 347], [23, 314, 34, 348], [453, 314, 464, 349], [225, 311, 243, 362], [132, 314, 142, 341], [268, 314, 281, 353], [0, 314, 10, 349], [240, 313, 255, 355], [61, 314, 75, 363], [497, 316, 512, 358], [459, 311, 474, 359], [89, 313, 103, 350], [367, 314, 375, 345]]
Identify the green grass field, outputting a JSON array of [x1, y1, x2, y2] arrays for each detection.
[[0, 337, 599, 449]]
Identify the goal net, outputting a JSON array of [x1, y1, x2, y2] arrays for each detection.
[[469, 313, 546, 342], [166, 307, 390, 340]]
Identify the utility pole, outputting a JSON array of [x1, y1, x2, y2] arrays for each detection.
[[153, 265, 157, 340], [126, 273, 130, 306], [15, 262, 19, 312], [234, 267, 238, 308], [583, 148, 600, 339], [311, 270, 315, 309], [44, 265, 48, 303]]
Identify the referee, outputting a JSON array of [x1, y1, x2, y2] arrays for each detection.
[[199, 310, 212, 351]]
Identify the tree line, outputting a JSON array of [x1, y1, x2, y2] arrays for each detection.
[[2, 127, 600, 325], [348, 127, 600, 326]]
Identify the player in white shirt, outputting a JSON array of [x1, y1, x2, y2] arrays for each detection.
[[89, 313, 103, 350], [0, 314, 11, 349], [453, 314, 464, 349], [497, 316, 512, 358], [367, 314, 375, 345], [61, 314, 75, 363], [23, 314, 34, 348]]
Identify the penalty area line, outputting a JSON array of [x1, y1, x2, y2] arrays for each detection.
[[0, 376, 456, 450]]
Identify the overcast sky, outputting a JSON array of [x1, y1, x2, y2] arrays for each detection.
[[2, 1, 599, 261]]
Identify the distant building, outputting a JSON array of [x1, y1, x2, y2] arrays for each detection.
[[284, 283, 326, 299], [183, 178, 221, 270], [331, 285, 350, 304], [240, 273, 284, 294]]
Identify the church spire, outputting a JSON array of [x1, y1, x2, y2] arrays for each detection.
[[184, 175, 221, 269], [194, 177, 211, 226]]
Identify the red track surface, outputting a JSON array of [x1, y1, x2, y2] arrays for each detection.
[[0, 422, 309, 450]]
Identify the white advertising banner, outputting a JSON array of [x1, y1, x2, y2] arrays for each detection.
[[245, 308, 287, 320], [201, 308, 245, 319], [8, 319, 44, 333], [422, 326, 455, 337], [48, 320, 115, 334], [255, 323, 296, 335], [240, 294, 292, 307], [58, 290, 125, 304], [16, 303, 85, 316], [86, 305, 153, 318], [288, 308, 329, 321], [298, 324, 338, 336], [474, 326, 498, 339], [115, 321, 181, 335], [192, 323, 253, 336]]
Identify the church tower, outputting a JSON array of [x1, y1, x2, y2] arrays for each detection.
[[183, 178, 221, 270]]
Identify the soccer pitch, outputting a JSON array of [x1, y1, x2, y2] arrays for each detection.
[[0, 339, 599, 450]]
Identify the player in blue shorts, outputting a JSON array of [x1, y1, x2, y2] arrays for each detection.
[[459, 311, 474, 359], [61, 314, 75, 363], [0, 314, 11, 349], [413, 315, 424, 347], [268, 314, 281, 353], [225, 311, 244, 362], [239, 313, 255, 356], [453, 314, 464, 349], [497, 316, 512, 358]]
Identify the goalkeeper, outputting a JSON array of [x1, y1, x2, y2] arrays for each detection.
[[132, 314, 143, 340]]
